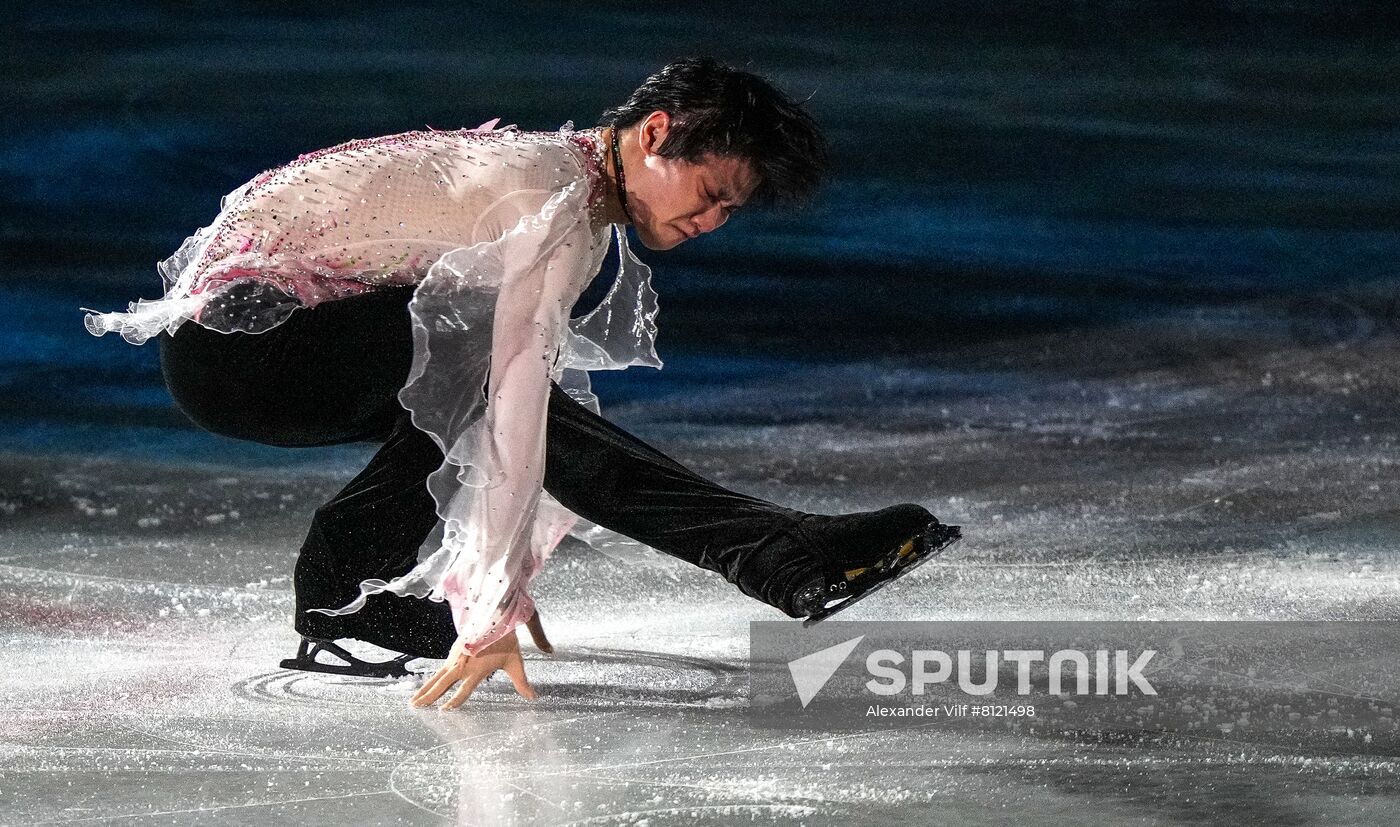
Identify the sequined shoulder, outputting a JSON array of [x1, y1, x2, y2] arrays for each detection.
[[514, 126, 611, 234], [560, 128, 611, 229], [458, 122, 611, 234]]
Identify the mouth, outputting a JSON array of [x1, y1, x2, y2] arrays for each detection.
[[676, 224, 697, 240]]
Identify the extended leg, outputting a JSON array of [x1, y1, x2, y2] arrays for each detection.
[[541, 383, 822, 615], [540, 383, 953, 618]]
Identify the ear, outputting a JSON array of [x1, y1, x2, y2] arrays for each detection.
[[638, 110, 672, 156]]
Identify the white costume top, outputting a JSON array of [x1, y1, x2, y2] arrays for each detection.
[[82, 119, 663, 655]]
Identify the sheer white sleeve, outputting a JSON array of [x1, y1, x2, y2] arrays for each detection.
[[305, 146, 611, 656]]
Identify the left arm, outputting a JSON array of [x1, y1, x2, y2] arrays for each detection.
[[409, 171, 600, 709]]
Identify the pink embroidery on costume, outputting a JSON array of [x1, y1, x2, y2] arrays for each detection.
[[187, 117, 527, 300]]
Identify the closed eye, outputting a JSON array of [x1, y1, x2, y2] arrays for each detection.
[[708, 189, 738, 216]]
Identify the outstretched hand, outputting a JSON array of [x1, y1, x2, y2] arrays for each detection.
[[410, 608, 554, 710]]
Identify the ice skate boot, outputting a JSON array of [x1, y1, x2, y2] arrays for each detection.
[[280, 636, 416, 679], [288, 583, 457, 678], [787, 503, 962, 626]]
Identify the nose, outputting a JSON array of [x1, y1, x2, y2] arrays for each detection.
[[694, 205, 729, 235]]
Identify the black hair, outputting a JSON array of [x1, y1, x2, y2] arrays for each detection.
[[597, 56, 829, 211]]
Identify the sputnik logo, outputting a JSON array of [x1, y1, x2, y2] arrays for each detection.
[[788, 635, 864, 708]]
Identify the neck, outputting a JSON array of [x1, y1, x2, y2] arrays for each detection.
[[597, 126, 633, 226]]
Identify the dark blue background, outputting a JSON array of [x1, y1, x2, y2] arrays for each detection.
[[4, 1, 1397, 448]]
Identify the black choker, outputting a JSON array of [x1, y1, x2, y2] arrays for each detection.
[[609, 126, 635, 225]]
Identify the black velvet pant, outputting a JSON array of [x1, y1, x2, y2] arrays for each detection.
[[156, 284, 820, 657]]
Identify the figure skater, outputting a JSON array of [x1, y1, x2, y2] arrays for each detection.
[[81, 56, 961, 710]]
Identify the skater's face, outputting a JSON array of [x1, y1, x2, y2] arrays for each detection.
[[617, 111, 758, 251]]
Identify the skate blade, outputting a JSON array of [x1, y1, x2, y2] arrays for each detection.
[[801, 522, 962, 627], [279, 637, 415, 679]]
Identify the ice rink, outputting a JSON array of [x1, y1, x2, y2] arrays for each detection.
[[6, 2, 1398, 822], [5, 299, 1400, 825]]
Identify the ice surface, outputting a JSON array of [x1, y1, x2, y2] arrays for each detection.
[[4, 303, 1400, 824]]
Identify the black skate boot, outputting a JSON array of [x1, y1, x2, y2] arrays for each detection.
[[284, 589, 458, 679], [785, 503, 962, 626]]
